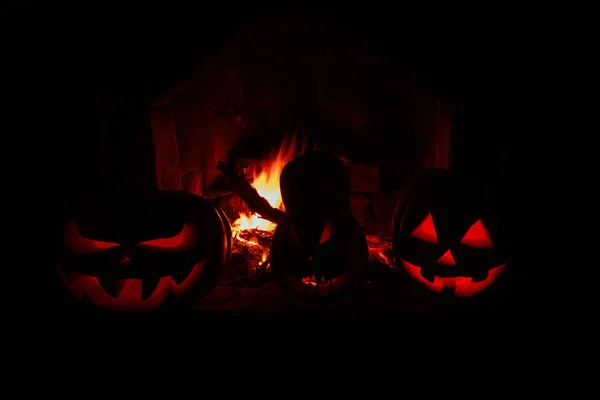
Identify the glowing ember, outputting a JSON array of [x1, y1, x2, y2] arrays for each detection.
[[232, 135, 301, 235], [366, 234, 394, 267]]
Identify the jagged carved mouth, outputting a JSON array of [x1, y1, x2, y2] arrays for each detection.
[[57, 259, 207, 310], [399, 258, 506, 297], [279, 271, 351, 296]]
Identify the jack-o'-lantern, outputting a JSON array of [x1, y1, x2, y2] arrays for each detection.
[[392, 169, 508, 297], [271, 151, 369, 303], [271, 217, 368, 303], [56, 190, 231, 311]]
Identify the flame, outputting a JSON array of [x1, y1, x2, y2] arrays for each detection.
[[232, 135, 302, 234], [257, 252, 268, 267]]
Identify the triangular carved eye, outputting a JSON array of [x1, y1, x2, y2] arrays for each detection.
[[410, 213, 438, 243], [460, 220, 493, 248], [319, 221, 334, 244]]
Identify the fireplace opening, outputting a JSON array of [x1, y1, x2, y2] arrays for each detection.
[[148, 17, 453, 295], [54, 12, 518, 315], [199, 131, 401, 286]]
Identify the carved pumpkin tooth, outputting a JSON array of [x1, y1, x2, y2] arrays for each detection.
[[141, 276, 161, 300], [97, 276, 118, 298]]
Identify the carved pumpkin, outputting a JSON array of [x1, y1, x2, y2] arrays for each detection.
[[271, 151, 368, 303], [271, 217, 368, 303], [56, 190, 231, 311], [391, 169, 508, 297]]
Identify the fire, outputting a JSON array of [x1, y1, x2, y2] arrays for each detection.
[[225, 134, 395, 275], [232, 135, 301, 235]]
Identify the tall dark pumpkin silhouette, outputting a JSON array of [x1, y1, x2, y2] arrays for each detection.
[[270, 151, 368, 304]]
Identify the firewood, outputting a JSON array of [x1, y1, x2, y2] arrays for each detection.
[[216, 161, 286, 224]]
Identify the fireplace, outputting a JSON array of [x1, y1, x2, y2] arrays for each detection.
[[148, 18, 452, 294]]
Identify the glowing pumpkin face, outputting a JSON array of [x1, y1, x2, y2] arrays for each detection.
[[392, 169, 508, 297], [270, 216, 368, 304], [56, 191, 231, 311]]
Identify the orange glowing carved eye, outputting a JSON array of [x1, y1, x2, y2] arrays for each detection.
[[64, 221, 119, 254], [319, 220, 334, 244], [410, 213, 438, 243], [138, 223, 196, 251], [460, 220, 493, 248]]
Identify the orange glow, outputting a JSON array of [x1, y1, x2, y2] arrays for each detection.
[[56, 259, 208, 311], [410, 213, 438, 243], [138, 223, 197, 251], [302, 274, 328, 286], [400, 258, 505, 297], [460, 220, 493, 248], [140, 230, 185, 248], [64, 222, 119, 253], [437, 249, 456, 265], [232, 135, 302, 236]]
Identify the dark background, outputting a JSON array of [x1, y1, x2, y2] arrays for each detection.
[[57, 13, 516, 200]]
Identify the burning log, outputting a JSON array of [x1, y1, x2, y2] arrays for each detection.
[[212, 158, 288, 279], [237, 228, 274, 248], [232, 228, 273, 273], [216, 161, 286, 224]]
